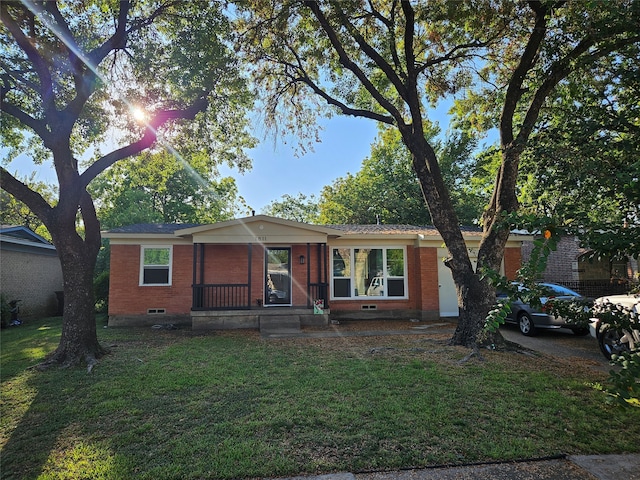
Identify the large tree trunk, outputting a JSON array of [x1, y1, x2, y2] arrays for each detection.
[[36, 158, 108, 369], [449, 272, 501, 347], [41, 228, 106, 369], [404, 131, 507, 347]]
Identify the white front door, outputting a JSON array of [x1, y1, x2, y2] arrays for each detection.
[[437, 248, 459, 317], [437, 248, 479, 317]]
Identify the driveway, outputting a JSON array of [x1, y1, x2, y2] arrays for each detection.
[[499, 324, 611, 372]]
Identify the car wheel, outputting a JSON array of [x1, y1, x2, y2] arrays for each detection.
[[518, 312, 537, 336], [598, 325, 630, 360], [572, 327, 590, 336]]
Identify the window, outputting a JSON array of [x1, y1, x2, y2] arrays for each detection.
[[331, 247, 406, 299], [332, 248, 351, 298], [140, 246, 172, 286]]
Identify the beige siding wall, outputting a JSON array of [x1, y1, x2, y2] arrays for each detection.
[[1, 249, 63, 318]]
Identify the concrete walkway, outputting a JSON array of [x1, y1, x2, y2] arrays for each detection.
[[272, 454, 640, 479]]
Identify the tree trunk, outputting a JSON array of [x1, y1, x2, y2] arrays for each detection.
[[40, 212, 107, 369], [402, 131, 506, 348], [449, 272, 501, 347]]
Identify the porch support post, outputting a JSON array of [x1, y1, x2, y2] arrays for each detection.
[[192, 244, 198, 285], [248, 243, 252, 308], [200, 243, 205, 284], [323, 243, 328, 307], [306, 242, 311, 307], [192, 243, 198, 309]]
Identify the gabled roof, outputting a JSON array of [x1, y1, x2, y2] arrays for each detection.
[[0, 225, 57, 254], [103, 216, 530, 245], [106, 223, 202, 235], [176, 215, 343, 237]]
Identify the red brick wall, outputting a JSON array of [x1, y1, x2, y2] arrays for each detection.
[[108, 244, 192, 315], [110, 242, 519, 318], [329, 246, 440, 315], [416, 247, 439, 311]]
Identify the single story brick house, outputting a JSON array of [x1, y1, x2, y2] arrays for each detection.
[[104, 215, 527, 330]]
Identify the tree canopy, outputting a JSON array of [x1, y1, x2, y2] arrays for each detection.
[[317, 126, 487, 225], [1, 0, 255, 367], [92, 150, 243, 229], [238, 0, 640, 346], [518, 51, 640, 260]]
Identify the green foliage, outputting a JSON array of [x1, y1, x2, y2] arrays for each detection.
[[484, 212, 640, 406], [318, 127, 486, 225], [483, 214, 562, 332], [93, 240, 110, 313], [91, 150, 242, 229], [262, 193, 320, 223], [93, 270, 109, 314], [608, 351, 640, 407], [593, 301, 640, 406], [518, 50, 640, 261], [0, 177, 56, 239], [0, 294, 11, 328]]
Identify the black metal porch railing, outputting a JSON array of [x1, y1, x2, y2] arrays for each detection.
[[192, 284, 250, 310], [556, 280, 633, 299], [308, 282, 328, 308], [192, 282, 329, 311]]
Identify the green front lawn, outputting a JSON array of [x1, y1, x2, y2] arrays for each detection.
[[1, 317, 638, 479]]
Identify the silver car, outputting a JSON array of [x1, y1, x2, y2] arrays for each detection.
[[498, 283, 591, 336], [589, 293, 640, 359]]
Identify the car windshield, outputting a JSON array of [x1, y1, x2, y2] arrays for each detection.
[[542, 284, 581, 297]]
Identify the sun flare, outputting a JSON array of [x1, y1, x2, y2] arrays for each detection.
[[130, 106, 147, 123]]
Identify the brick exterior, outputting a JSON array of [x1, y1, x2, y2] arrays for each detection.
[[106, 220, 527, 326], [415, 247, 439, 313], [0, 249, 63, 318], [109, 244, 192, 316], [521, 236, 634, 283]]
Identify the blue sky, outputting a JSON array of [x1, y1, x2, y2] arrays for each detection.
[[223, 116, 379, 213], [6, 105, 459, 215], [5, 115, 380, 214]]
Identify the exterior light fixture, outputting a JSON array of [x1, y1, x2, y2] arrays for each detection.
[[299, 255, 305, 265]]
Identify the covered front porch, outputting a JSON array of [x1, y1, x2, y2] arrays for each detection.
[[180, 217, 337, 330]]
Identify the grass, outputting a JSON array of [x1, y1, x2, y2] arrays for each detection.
[[1, 317, 639, 479]]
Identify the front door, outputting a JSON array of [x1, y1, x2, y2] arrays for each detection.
[[265, 247, 292, 306]]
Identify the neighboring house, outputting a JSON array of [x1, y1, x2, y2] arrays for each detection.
[[104, 215, 528, 329], [521, 235, 638, 297], [0, 225, 64, 319]]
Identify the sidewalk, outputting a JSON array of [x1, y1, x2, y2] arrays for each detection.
[[272, 454, 640, 479]]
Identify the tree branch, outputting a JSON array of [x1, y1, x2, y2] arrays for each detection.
[[86, 1, 131, 67], [0, 100, 51, 143], [304, 1, 405, 124], [277, 37, 395, 124], [0, 3, 55, 114], [330, 2, 409, 103], [296, 73, 394, 124], [0, 168, 53, 224], [500, 1, 551, 147], [79, 96, 209, 187]]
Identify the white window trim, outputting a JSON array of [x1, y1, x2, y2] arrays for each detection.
[[139, 245, 173, 286], [330, 246, 408, 300]]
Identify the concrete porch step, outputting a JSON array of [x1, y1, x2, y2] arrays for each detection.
[[259, 314, 301, 334]]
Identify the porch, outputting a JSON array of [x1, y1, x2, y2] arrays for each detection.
[[190, 236, 331, 330], [191, 306, 330, 332]]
